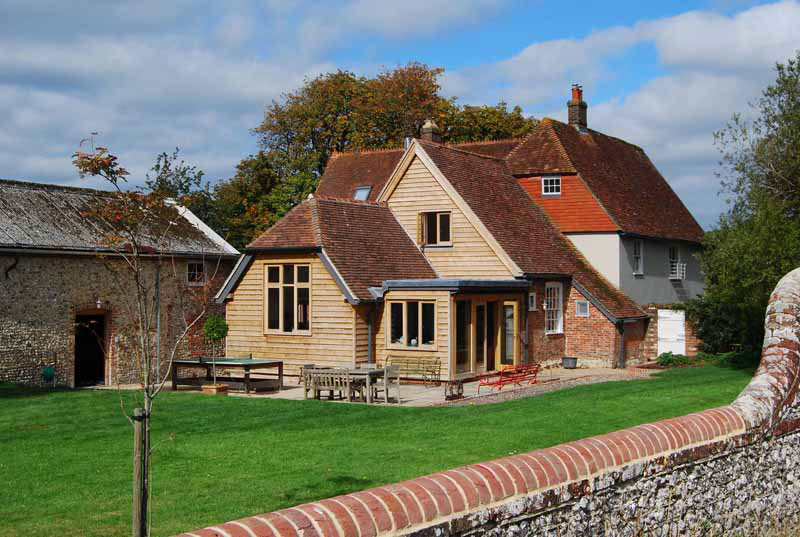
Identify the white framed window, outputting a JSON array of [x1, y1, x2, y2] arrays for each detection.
[[388, 300, 436, 349], [669, 246, 686, 280], [576, 300, 589, 318], [418, 211, 451, 246], [353, 186, 371, 200], [632, 239, 644, 275], [187, 261, 205, 285], [265, 263, 311, 334], [544, 282, 563, 334], [541, 176, 561, 196], [528, 292, 537, 311]]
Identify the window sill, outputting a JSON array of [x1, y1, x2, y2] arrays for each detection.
[[387, 344, 437, 352], [264, 330, 313, 337], [421, 244, 453, 250], [541, 193, 561, 198], [545, 331, 564, 337]]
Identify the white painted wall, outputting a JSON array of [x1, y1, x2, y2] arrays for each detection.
[[566, 233, 621, 286]]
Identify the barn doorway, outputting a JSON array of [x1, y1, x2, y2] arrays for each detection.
[[657, 309, 686, 356], [75, 314, 106, 386]]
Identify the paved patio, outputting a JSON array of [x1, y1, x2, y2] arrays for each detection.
[[230, 365, 656, 407]]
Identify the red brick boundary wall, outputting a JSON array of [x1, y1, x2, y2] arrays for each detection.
[[177, 269, 800, 537]]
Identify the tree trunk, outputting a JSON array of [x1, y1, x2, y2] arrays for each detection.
[[132, 407, 149, 537]]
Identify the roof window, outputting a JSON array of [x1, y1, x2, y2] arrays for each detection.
[[353, 186, 371, 200]]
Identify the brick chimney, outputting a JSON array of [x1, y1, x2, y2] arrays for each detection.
[[567, 84, 587, 130], [420, 119, 442, 143]]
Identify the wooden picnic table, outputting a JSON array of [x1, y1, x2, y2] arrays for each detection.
[[171, 357, 283, 394]]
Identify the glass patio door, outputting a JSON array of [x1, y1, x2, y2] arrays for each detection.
[[500, 303, 516, 366], [455, 300, 471, 374]]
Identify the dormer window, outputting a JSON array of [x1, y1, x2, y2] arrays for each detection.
[[353, 186, 371, 200], [542, 176, 561, 196]]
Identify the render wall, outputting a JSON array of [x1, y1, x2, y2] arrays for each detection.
[[619, 238, 705, 305], [565, 233, 621, 287], [0, 253, 230, 387], [177, 266, 800, 537]]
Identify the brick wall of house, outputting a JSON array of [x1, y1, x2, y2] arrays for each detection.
[[563, 285, 618, 366], [527, 280, 566, 364], [0, 253, 232, 387]]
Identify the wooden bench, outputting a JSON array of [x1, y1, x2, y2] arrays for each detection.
[[478, 363, 539, 393], [384, 356, 441, 386], [303, 368, 364, 401]]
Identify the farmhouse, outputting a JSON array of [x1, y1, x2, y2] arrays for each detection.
[[0, 179, 239, 387], [216, 88, 705, 380]]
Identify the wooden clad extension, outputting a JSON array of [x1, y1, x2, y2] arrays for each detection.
[[386, 157, 514, 279], [518, 174, 618, 233], [224, 253, 356, 376], [374, 290, 452, 379]]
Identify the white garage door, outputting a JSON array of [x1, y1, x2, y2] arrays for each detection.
[[658, 309, 686, 356]]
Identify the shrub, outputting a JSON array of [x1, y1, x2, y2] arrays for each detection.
[[202, 314, 228, 343], [656, 352, 692, 367]]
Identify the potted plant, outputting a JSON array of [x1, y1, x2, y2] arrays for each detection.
[[201, 314, 229, 396]]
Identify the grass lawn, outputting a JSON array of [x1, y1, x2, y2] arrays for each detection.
[[1, 365, 753, 537]]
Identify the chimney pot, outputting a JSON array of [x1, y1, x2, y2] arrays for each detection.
[[567, 84, 587, 130], [420, 119, 442, 143]]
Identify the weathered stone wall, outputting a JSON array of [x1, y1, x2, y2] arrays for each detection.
[[175, 267, 800, 537], [0, 253, 232, 387]]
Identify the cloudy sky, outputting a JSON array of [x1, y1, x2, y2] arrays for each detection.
[[2, 0, 799, 228]]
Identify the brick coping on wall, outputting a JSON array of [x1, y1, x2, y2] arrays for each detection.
[[177, 269, 800, 537]]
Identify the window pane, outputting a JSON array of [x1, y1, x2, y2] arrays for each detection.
[[456, 300, 471, 373], [283, 286, 294, 332], [353, 186, 371, 200], [297, 287, 310, 330], [407, 301, 419, 347], [501, 305, 514, 365], [297, 265, 309, 283], [267, 288, 280, 330], [283, 264, 294, 284], [390, 303, 404, 344], [425, 212, 438, 245], [476, 305, 485, 364], [439, 213, 450, 242], [267, 266, 280, 283], [422, 302, 435, 345]]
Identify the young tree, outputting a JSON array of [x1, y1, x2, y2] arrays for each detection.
[[72, 146, 222, 537], [688, 51, 800, 355]]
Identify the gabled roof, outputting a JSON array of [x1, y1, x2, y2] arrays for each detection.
[[415, 140, 646, 320], [0, 179, 238, 257], [246, 197, 436, 301], [510, 119, 704, 243], [316, 139, 522, 202]]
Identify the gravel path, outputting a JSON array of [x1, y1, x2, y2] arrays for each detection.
[[436, 368, 657, 407]]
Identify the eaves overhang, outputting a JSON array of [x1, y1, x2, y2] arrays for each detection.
[[369, 278, 531, 299]]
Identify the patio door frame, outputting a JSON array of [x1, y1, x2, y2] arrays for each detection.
[[450, 294, 522, 380]]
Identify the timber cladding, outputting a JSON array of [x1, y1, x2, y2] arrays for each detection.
[[225, 253, 358, 376], [386, 156, 514, 279], [176, 269, 800, 537]]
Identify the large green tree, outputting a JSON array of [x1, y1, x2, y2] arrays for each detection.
[[687, 51, 800, 355]]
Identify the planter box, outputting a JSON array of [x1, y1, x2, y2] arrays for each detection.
[[201, 384, 229, 396], [562, 356, 578, 369]]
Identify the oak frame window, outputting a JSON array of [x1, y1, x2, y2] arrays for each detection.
[[418, 211, 452, 246], [264, 263, 311, 335], [387, 300, 436, 349]]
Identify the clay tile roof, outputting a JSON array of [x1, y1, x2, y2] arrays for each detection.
[[510, 119, 704, 243], [247, 197, 436, 300], [316, 140, 523, 201], [418, 140, 645, 319], [0, 179, 238, 256]]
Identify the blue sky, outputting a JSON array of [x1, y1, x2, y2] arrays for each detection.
[[1, 0, 798, 228]]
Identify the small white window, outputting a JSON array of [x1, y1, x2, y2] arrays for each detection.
[[544, 282, 563, 334], [542, 176, 561, 196], [633, 240, 644, 275], [528, 292, 537, 311], [576, 300, 589, 317], [353, 186, 371, 200], [187, 261, 205, 285]]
